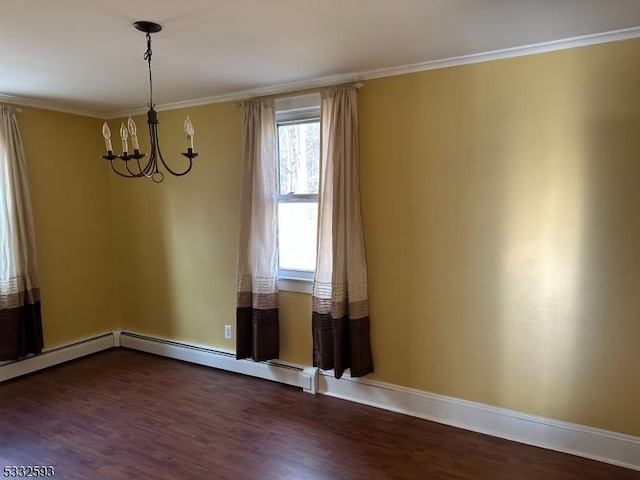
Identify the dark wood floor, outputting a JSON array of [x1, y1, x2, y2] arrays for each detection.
[[0, 349, 637, 480]]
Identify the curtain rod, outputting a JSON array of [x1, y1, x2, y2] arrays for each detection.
[[235, 81, 364, 107]]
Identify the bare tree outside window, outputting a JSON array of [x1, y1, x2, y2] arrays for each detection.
[[278, 122, 319, 195]]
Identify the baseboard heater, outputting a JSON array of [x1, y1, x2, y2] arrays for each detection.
[[119, 332, 318, 393], [0, 332, 115, 384]]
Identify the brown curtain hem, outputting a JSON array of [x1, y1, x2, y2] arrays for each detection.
[[0, 301, 44, 361], [236, 307, 279, 361], [312, 312, 373, 379]]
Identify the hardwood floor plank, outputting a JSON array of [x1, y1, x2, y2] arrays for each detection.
[[0, 349, 637, 479]]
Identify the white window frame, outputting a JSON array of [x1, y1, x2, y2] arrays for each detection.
[[275, 94, 321, 294]]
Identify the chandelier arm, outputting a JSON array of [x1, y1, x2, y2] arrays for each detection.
[[134, 157, 153, 178], [141, 155, 156, 177], [157, 148, 194, 177], [148, 128, 164, 183], [148, 119, 193, 177], [143, 123, 160, 177], [123, 158, 144, 177], [109, 160, 139, 178]]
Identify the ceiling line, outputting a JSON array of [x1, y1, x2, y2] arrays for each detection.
[[3, 26, 640, 120]]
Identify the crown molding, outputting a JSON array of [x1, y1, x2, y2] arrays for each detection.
[[4, 26, 640, 120], [0, 93, 105, 119], [358, 25, 640, 81]]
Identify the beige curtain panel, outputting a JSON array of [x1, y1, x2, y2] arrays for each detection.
[[0, 106, 43, 360], [236, 98, 280, 361], [312, 85, 374, 379]]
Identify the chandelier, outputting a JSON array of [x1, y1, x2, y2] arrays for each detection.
[[101, 21, 198, 183]]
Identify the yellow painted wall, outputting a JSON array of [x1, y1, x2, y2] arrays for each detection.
[[359, 38, 640, 436], [109, 103, 242, 350], [106, 38, 640, 437], [15, 107, 117, 348]]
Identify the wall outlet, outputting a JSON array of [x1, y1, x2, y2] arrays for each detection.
[[224, 324, 232, 340]]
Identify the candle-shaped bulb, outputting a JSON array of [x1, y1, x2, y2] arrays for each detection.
[[102, 122, 113, 152], [127, 116, 140, 151], [120, 122, 129, 153], [184, 116, 195, 150], [126, 116, 137, 136]]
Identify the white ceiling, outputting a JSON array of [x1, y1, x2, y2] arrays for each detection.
[[1, 0, 640, 118]]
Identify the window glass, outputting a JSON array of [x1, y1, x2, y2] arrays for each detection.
[[277, 122, 319, 195], [277, 202, 318, 272]]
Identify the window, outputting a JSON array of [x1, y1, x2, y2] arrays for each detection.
[[275, 94, 321, 292]]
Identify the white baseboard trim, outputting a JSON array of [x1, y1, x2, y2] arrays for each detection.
[[0, 332, 115, 383], [318, 371, 640, 472], [2, 330, 638, 471], [119, 331, 318, 394], [113, 329, 122, 347]]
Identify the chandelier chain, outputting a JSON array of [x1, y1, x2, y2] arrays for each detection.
[[144, 32, 154, 107]]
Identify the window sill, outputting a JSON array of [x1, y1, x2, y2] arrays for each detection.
[[279, 277, 313, 294]]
